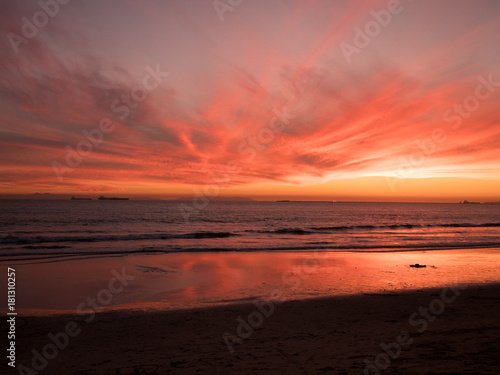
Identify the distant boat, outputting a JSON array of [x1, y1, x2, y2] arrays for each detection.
[[461, 200, 480, 204], [276, 200, 291, 202], [70, 197, 91, 200], [98, 196, 129, 200]]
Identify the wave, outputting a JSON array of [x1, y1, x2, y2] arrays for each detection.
[[3, 242, 500, 264], [247, 222, 500, 235], [3, 222, 499, 245], [272, 228, 314, 235], [310, 222, 500, 231], [0, 231, 237, 245]]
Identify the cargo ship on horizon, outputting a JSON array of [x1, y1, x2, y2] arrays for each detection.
[[98, 196, 129, 200]]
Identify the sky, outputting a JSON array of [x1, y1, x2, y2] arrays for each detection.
[[0, 0, 499, 201]]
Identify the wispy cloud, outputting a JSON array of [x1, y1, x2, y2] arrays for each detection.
[[0, 0, 499, 196]]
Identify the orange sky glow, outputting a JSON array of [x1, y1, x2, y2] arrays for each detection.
[[0, 0, 499, 201]]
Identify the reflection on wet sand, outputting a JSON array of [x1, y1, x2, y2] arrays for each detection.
[[6, 248, 500, 315]]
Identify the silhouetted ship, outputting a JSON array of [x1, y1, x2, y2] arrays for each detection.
[[460, 200, 480, 204], [98, 196, 129, 200], [70, 197, 91, 200]]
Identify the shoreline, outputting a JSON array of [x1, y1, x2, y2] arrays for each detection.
[[11, 283, 500, 374], [3, 243, 500, 264], [3, 248, 500, 315]]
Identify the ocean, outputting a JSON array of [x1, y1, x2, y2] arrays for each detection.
[[1, 200, 500, 261]]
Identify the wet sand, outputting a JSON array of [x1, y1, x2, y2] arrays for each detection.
[[5, 248, 500, 313], [11, 283, 500, 374], [4, 249, 500, 374]]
